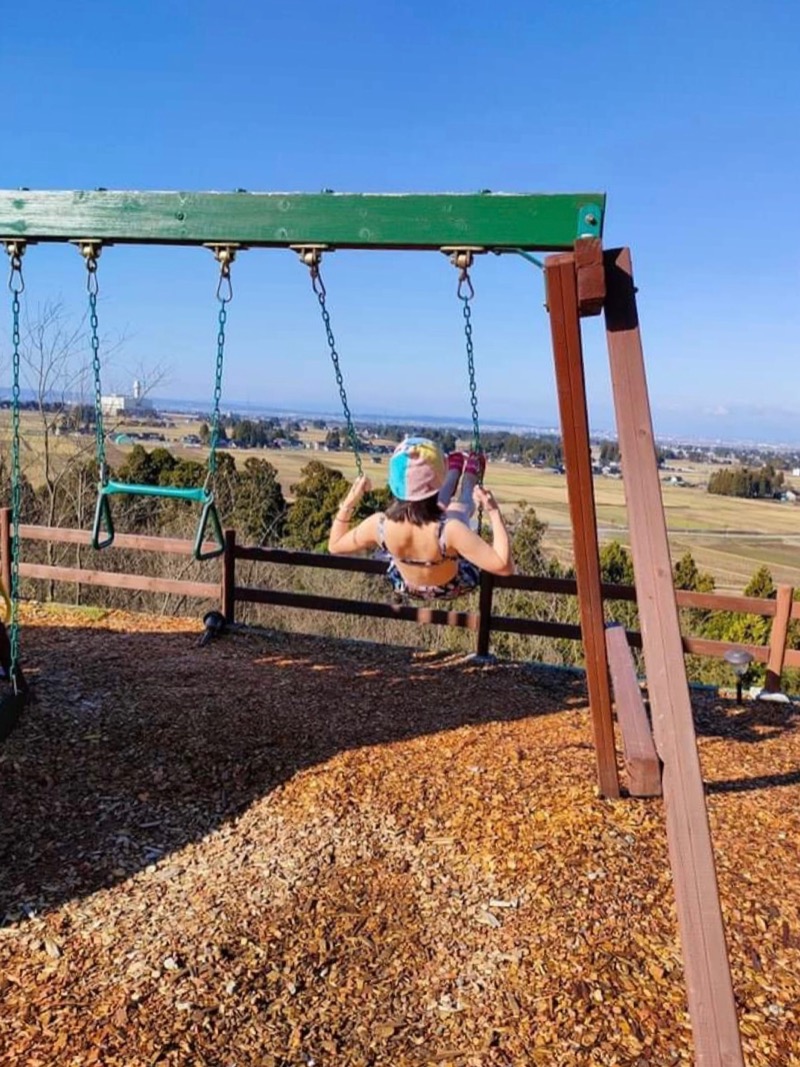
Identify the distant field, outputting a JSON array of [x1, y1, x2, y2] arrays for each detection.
[[3, 410, 800, 593]]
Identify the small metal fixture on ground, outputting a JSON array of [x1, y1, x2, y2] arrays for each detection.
[[723, 648, 754, 705]]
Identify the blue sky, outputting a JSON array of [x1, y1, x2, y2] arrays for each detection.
[[3, 0, 799, 443]]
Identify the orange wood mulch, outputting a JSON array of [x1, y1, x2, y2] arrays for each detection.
[[0, 605, 798, 1066]]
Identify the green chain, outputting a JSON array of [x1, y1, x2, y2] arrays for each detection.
[[457, 266, 483, 468], [207, 248, 234, 486], [307, 258, 362, 478], [453, 255, 485, 534], [85, 250, 107, 477], [7, 244, 24, 690]]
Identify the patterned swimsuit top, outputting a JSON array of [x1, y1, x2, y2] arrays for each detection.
[[375, 513, 480, 601], [375, 514, 458, 568]]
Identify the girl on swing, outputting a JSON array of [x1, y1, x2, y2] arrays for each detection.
[[328, 437, 514, 600]]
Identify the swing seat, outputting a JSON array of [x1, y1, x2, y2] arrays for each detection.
[[92, 481, 225, 560], [0, 686, 26, 742], [0, 625, 28, 743]]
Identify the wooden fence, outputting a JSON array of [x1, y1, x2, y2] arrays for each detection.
[[3, 511, 800, 688]]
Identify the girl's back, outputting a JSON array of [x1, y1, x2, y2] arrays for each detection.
[[379, 514, 458, 588]]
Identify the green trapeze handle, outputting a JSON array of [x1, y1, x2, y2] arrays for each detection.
[[92, 481, 224, 560], [101, 481, 210, 502], [193, 496, 225, 561]]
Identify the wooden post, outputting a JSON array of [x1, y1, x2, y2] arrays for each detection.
[[545, 253, 619, 799], [475, 570, 495, 658], [604, 247, 743, 1066], [222, 529, 236, 624], [605, 624, 662, 797], [764, 584, 793, 693], [0, 508, 10, 597]]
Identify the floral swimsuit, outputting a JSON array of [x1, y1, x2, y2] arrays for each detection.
[[375, 514, 480, 601]]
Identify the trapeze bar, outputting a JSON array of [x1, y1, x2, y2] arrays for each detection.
[[0, 190, 604, 252], [100, 482, 210, 502]]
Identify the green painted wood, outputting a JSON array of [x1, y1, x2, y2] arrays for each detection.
[[0, 190, 605, 251]]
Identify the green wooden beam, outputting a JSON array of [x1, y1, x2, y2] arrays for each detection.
[[0, 190, 604, 251]]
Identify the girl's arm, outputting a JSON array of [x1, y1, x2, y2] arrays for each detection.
[[327, 475, 382, 555]]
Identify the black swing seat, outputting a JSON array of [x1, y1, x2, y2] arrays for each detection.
[[0, 622, 28, 742], [0, 685, 27, 742]]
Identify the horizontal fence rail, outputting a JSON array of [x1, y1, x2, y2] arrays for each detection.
[[7, 520, 220, 603], [3, 513, 799, 685]]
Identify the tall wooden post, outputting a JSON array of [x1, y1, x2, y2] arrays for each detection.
[[764, 584, 793, 693], [221, 529, 236, 624], [545, 253, 619, 799], [475, 570, 495, 659], [604, 247, 743, 1066]]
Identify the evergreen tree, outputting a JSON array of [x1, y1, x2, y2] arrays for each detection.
[[511, 504, 560, 577], [284, 462, 349, 549], [233, 458, 287, 545], [599, 541, 635, 586], [599, 541, 638, 631], [744, 565, 775, 599]]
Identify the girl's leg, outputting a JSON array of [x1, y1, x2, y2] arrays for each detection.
[[445, 470, 478, 526], [438, 467, 461, 509], [445, 452, 484, 526], [438, 452, 466, 509]]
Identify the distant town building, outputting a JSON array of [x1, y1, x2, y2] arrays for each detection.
[[101, 379, 155, 418]]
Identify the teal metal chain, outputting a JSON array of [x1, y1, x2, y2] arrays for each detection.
[[299, 250, 362, 477], [6, 244, 25, 688], [80, 243, 107, 478], [206, 247, 235, 486], [456, 259, 482, 463]]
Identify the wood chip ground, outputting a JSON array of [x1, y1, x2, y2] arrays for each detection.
[[1, 605, 799, 1066]]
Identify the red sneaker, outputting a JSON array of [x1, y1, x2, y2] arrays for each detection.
[[447, 451, 467, 472], [465, 451, 486, 478]]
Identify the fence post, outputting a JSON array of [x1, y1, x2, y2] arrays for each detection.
[[221, 528, 236, 624], [764, 584, 794, 693], [0, 508, 10, 597], [475, 570, 495, 658]]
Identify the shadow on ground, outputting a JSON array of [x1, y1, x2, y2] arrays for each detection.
[[0, 621, 588, 920], [691, 689, 798, 744]]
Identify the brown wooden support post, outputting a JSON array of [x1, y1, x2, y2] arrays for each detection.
[[222, 528, 236, 624], [604, 247, 743, 1066], [574, 237, 606, 316], [0, 507, 10, 597], [605, 624, 662, 797], [764, 584, 793, 693], [545, 253, 619, 798], [475, 570, 495, 658]]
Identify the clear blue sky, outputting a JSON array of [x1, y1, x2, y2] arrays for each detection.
[[4, 0, 799, 443]]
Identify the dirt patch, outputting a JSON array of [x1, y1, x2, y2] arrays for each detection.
[[0, 605, 798, 1065]]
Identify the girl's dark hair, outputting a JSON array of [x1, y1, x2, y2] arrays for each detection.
[[385, 493, 442, 526]]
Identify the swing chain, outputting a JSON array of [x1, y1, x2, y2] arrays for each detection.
[[76, 242, 108, 481], [448, 251, 482, 461], [5, 241, 26, 690], [206, 245, 237, 485], [295, 247, 363, 477]]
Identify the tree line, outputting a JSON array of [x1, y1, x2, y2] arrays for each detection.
[[707, 464, 785, 499], [4, 440, 797, 691]]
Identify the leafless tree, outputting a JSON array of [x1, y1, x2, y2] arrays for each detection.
[[8, 300, 167, 601]]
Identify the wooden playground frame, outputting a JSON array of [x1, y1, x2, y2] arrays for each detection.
[[1, 189, 745, 1064]]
